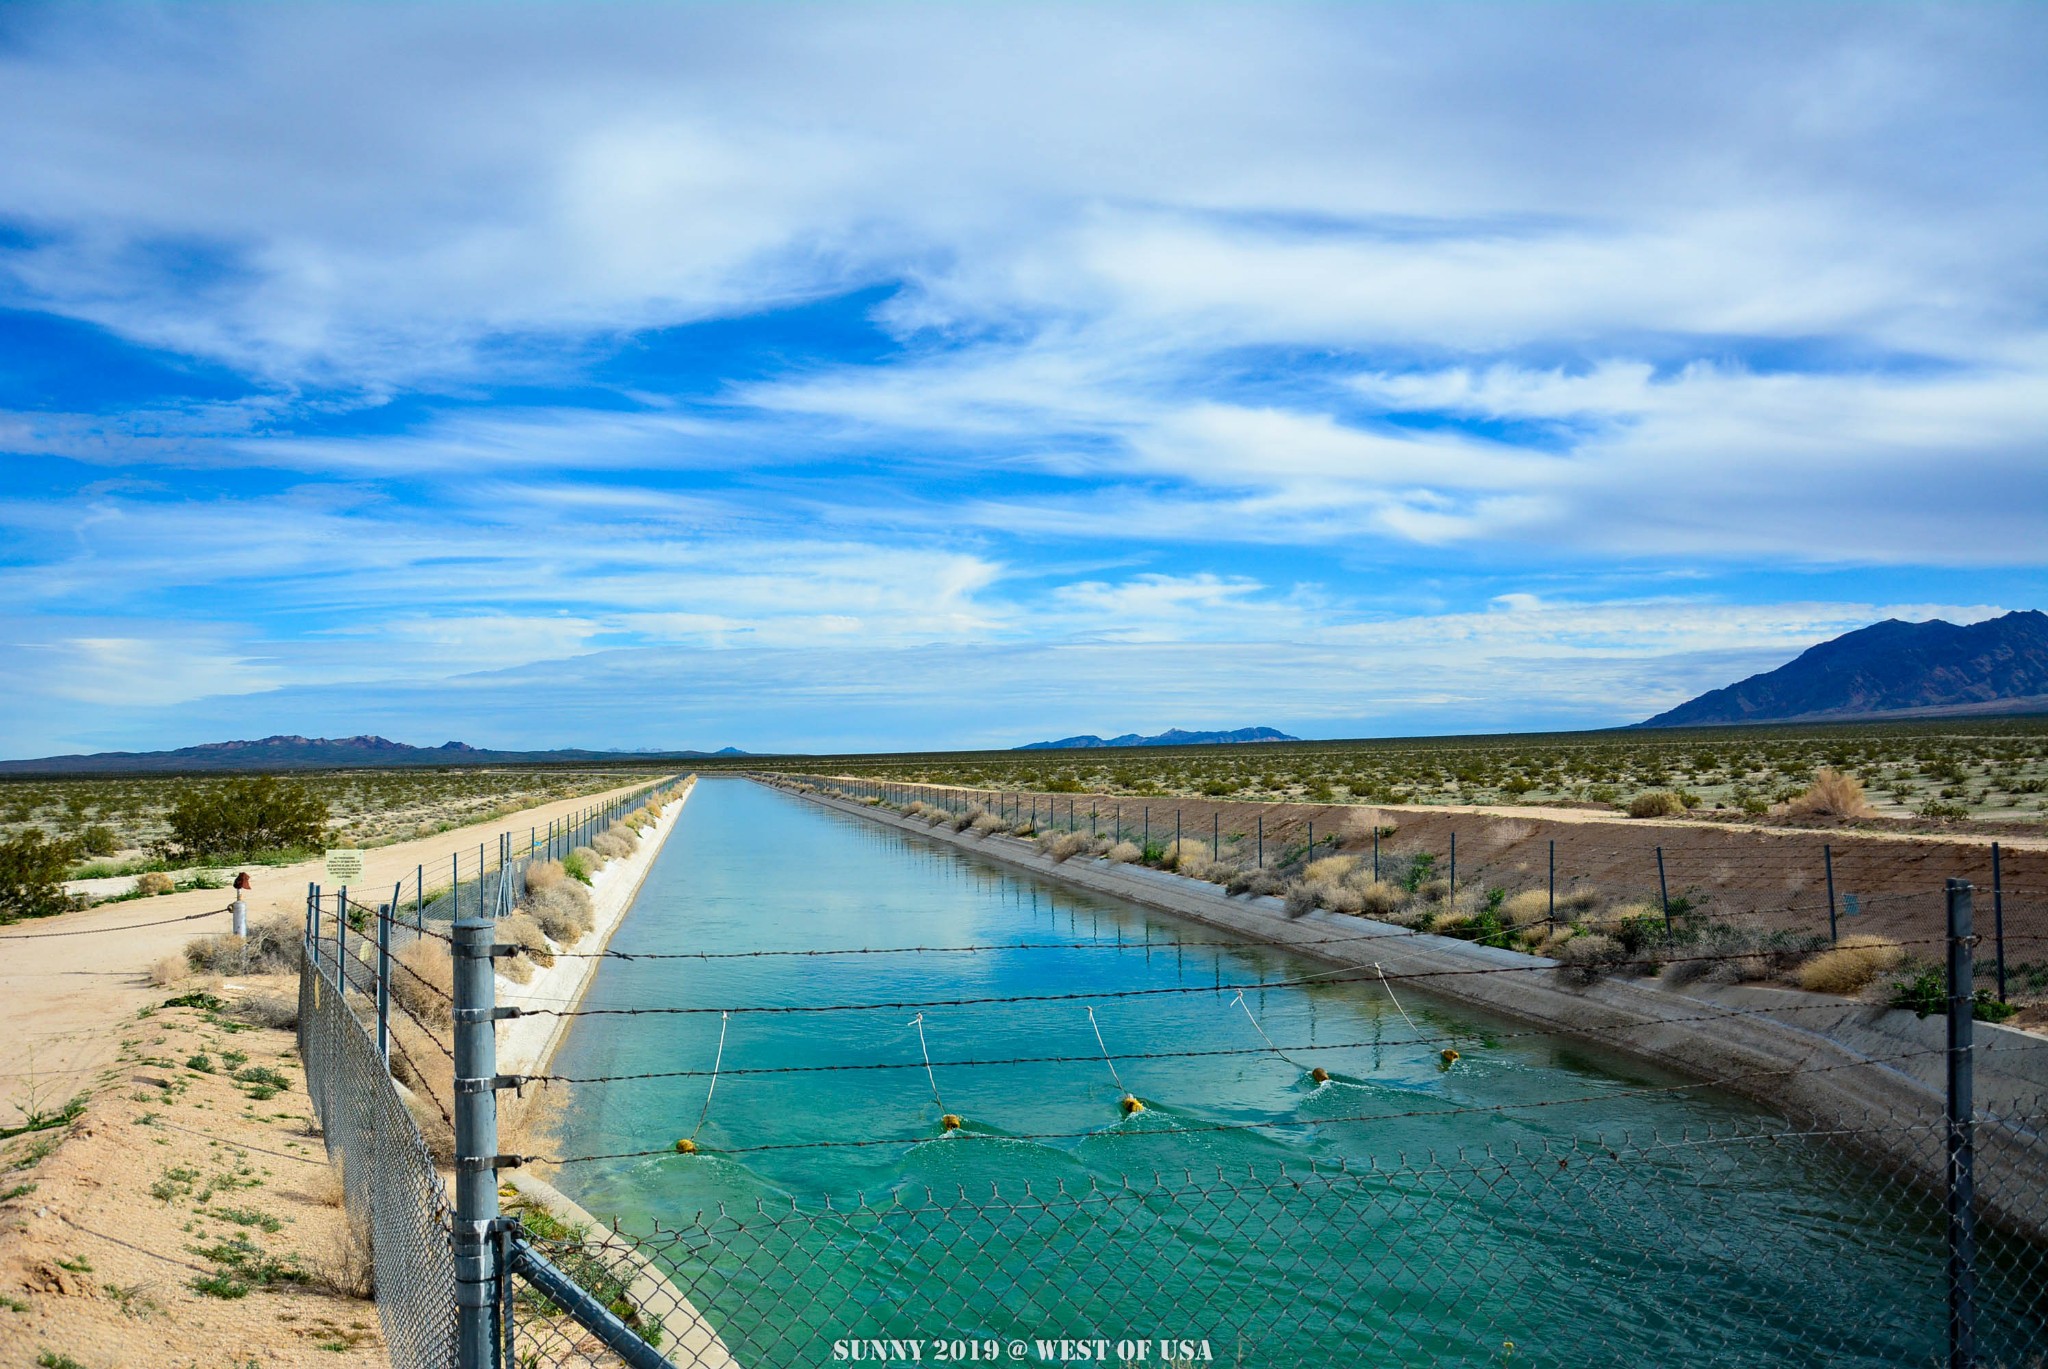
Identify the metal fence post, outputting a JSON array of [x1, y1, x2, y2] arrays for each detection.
[[1656, 848, 1670, 937], [1447, 831, 1454, 900], [1373, 826, 1379, 882], [453, 917, 502, 1369], [1946, 878, 1978, 1369], [1992, 842, 2006, 1003], [1548, 840, 1556, 927], [376, 882, 396, 1062], [1825, 844, 1838, 943], [1258, 813, 1263, 868], [306, 882, 319, 972], [336, 885, 348, 980]]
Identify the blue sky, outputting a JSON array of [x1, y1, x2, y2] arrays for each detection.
[[2, 4, 2044, 758]]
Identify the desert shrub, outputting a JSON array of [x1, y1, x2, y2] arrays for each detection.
[[1282, 882, 1322, 918], [156, 777, 328, 861], [970, 813, 1005, 835], [135, 871, 175, 896], [1413, 877, 1450, 904], [1785, 768, 1878, 820], [1555, 933, 1626, 983], [590, 830, 636, 860], [392, 940, 454, 1028], [1162, 840, 1203, 872], [1627, 790, 1684, 819], [1105, 841, 1141, 863], [525, 860, 565, 895], [226, 993, 298, 1030], [522, 880, 594, 944], [925, 810, 952, 827], [1556, 887, 1601, 916], [500, 911, 554, 970], [1594, 904, 1665, 955], [185, 933, 244, 973], [1044, 832, 1091, 863], [1321, 884, 1365, 915], [77, 824, 119, 857], [1355, 881, 1406, 917], [1797, 935, 1906, 995], [149, 955, 186, 987], [1501, 888, 1552, 929], [311, 1207, 376, 1300], [562, 849, 596, 884], [1303, 855, 1357, 884], [0, 829, 80, 922], [952, 806, 984, 832]]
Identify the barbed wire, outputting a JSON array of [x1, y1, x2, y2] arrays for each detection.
[[529, 993, 2000, 1087], [533, 1046, 1949, 1165], [511, 936, 1976, 1019]]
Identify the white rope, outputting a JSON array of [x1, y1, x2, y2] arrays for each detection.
[[909, 1012, 945, 1108], [1085, 1006, 1129, 1094], [1229, 991, 1314, 1074], [691, 1010, 729, 1140], [1372, 963, 1422, 1035]]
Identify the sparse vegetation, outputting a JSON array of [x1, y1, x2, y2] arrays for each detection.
[[717, 716, 2048, 826], [155, 775, 330, 862], [1, 828, 83, 922]]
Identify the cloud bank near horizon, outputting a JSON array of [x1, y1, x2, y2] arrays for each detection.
[[1, 5, 2043, 756]]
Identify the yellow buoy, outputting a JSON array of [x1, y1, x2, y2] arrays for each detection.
[[674, 1138, 697, 1154], [941, 1114, 963, 1131], [1121, 1095, 1145, 1115], [1440, 1048, 1460, 1065], [1310, 1067, 1330, 1083]]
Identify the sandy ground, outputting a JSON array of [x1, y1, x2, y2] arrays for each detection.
[[0, 780, 671, 1130], [0, 985, 387, 1369]]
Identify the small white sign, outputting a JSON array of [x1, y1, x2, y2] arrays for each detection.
[[324, 848, 366, 884]]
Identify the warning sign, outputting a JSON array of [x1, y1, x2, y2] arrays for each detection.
[[324, 849, 365, 884]]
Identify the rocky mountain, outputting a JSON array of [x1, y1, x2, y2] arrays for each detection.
[[1639, 610, 2048, 727], [0, 734, 746, 773], [1017, 726, 1301, 751]]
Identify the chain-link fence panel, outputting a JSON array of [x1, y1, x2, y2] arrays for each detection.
[[301, 953, 460, 1369], [504, 1103, 2048, 1369]]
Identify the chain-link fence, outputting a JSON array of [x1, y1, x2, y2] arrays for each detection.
[[506, 1104, 2048, 1369], [298, 773, 2048, 1369], [301, 938, 459, 1369]]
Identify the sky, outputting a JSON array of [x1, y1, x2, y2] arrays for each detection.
[[1, 3, 2044, 758]]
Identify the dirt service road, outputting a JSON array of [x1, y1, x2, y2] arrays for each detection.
[[0, 778, 674, 1124]]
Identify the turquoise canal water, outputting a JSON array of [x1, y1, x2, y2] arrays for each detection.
[[547, 779, 2018, 1367]]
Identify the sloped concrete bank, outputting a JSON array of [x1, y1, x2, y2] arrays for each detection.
[[771, 779, 2048, 1232]]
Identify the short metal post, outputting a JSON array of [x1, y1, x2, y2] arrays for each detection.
[[1212, 812, 1218, 860], [1144, 807, 1150, 852], [1656, 848, 1671, 936], [1825, 844, 1838, 943], [1308, 820, 1314, 860], [1992, 843, 2006, 1003], [1258, 814, 1263, 868], [1946, 879, 1977, 1369], [453, 918, 502, 1369], [376, 881, 396, 1061], [1548, 840, 1556, 927], [1448, 832, 1454, 900]]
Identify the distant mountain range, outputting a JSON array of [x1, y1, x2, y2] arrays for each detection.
[[1017, 726, 1300, 751], [0, 734, 748, 774], [1640, 610, 2048, 727]]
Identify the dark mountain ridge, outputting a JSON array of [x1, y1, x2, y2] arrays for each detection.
[[1640, 610, 2048, 727], [1017, 726, 1301, 751], [0, 734, 746, 774]]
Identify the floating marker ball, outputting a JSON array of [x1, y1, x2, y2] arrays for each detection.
[[1310, 1067, 1330, 1083], [941, 1114, 962, 1131], [674, 1138, 697, 1154], [1440, 1048, 1460, 1065], [1121, 1095, 1145, 1115]]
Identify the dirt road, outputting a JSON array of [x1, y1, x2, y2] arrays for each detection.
[[0, 779, 673, 1126]]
